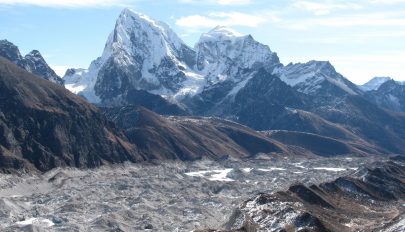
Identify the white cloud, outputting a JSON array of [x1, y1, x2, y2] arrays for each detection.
[[0, 0, 134, 8], [292, 0, 362, 16], [288, 30, 405, 45], [334, 53, 405, 84], [50, 65, 71, 77], [280, 11, 405, 30], [179, 0, 251, 5], [176, 11, 267, 28], [176, 15, 218, 28], [371, 0, 405, 4], [216, 0, 251, 4]]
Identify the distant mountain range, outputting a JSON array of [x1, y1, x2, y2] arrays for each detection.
[[63, 9, 364, 109], [61, 9, 405, 154], [1, 8, 405, 172]]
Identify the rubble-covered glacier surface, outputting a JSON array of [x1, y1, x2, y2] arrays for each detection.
[[0, 156, 383, 231]]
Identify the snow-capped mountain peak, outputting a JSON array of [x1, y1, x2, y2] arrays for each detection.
[[277, 60, 361, 96], [103, 8, 185, 65], [360, 76, 392, 91], [65, 8, 198, 103], [364, 78, 405, 112], [63, 10, 365, 110], [195, 26, 280, 84]]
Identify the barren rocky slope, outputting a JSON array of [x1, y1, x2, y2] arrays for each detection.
[[0, 58, 140, 173], [102, 106, 382, 160], [204, 156, 405, 232]]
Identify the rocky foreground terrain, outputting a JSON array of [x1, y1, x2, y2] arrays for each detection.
[[200, 156, 405, 232], [0, 156, 399, 232]]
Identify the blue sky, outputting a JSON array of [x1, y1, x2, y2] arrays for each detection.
[[0, 0, 404, 84]]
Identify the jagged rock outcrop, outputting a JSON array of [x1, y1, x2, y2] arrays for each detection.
[[0, 40, 63, 85]]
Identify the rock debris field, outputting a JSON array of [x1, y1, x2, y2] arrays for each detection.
[[0, 156, 383, 231]]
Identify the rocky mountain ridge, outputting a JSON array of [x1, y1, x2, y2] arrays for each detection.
[[0, 40, 64, 85], [0, 57, 141, 173], [365, 79, 405, 112], [360, 76, 392, 91]]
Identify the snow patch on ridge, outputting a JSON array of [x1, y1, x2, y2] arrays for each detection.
[[63, 59, 103, 103], [173, 71, 206, 100]]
